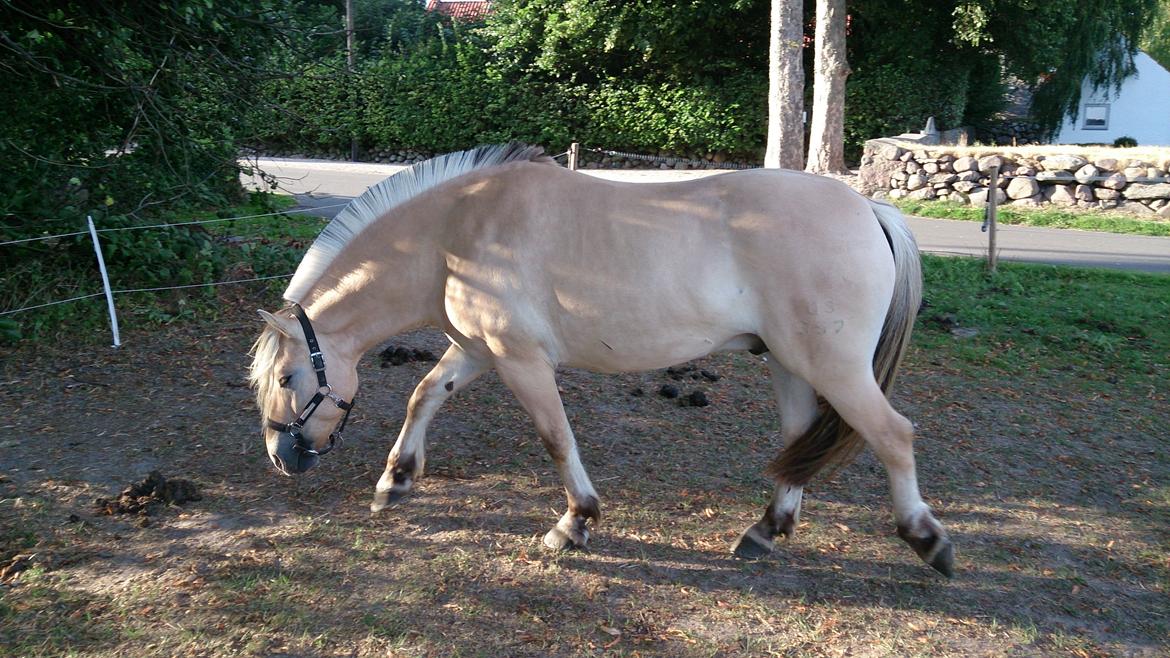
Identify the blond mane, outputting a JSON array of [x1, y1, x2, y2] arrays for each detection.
[[282, 143, 553, 303]]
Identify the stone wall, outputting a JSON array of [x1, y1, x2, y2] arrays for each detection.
[[859, 139, 1170, 218]]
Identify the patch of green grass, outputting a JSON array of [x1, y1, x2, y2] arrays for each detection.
[[893, 198, 1170, 237], [916, 255, 1170, 387]]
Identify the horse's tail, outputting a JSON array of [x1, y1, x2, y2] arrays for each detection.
[[765, 200, 922, 486]]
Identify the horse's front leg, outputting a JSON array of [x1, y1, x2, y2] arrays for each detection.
[[371, 343, 488, 512], [494, 357, 600, 550]]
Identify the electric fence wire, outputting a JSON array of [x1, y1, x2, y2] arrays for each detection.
[[0, 203, 345, 248]]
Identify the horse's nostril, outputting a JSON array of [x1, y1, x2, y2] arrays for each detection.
[[270, 452, 286, 472]]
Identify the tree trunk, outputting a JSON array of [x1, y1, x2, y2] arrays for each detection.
[[764, 0, 805, 169], [805, 0, 851, 174]]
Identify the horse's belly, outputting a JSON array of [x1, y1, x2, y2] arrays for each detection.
[[554, 311, 756, 373], [545, 264, 760, 372]]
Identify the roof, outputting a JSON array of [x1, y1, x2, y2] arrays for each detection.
[[425, 0, 493, 20]]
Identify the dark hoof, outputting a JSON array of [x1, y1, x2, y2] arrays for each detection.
[[731, 528, 775, 560], [898, 524, 955, 578], [928, 539, 955, 578], [542, 526, 586, 551], [370, 488, 408, 513]]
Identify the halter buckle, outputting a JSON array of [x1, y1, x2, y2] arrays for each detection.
[[309, 350, 326, 373]]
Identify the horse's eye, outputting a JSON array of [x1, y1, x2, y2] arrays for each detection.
[[278, 374, 292, 388]]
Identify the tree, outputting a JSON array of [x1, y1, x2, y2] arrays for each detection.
[[947, 0, 1159, 136], [805, 0, 849, 174], [1140, 0, 1170, 70], [764, 0, 804, 169]]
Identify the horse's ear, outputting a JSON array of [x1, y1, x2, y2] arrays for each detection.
[[258, 309, 292, 337]]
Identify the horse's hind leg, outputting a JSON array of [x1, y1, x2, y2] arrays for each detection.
[[732, 358, 818, 559], [821, 374, 953, 577], [371, 344, 489, 512], [493, 357, 600, 550]]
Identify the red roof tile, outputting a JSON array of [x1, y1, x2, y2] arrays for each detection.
[[426, 0, 493, 20]]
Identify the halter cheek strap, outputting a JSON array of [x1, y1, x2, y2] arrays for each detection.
[[266, 304, 356, 457]]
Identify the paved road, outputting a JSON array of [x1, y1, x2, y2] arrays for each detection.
[[243, 157, 1170, 274]]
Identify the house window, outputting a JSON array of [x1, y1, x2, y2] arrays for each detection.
[[1082, 103, 1109, 130]]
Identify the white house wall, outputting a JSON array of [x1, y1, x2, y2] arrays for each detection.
[[1053, 51, 1170, 147]]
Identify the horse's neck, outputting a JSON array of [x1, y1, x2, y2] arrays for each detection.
[[300, 224, 442, 359]]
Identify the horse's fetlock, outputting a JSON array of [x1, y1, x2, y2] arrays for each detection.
[[573, 495, 601, 525], [777, 512, 798, 539]]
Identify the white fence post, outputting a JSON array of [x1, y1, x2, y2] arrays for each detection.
[[87, 215, 121, 348]]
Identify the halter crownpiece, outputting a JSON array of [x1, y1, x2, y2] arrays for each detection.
[[266, 303, 356, 457]]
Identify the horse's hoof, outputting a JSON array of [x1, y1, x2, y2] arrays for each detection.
[[898, 523, 955, 578], [542, 526, 587, 551], [370, 488, 408, 513], [928, 539, 955, 578], [731, 527, 775, 560]]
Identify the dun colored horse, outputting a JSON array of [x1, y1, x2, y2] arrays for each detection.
[[250, 144, 953, 577]]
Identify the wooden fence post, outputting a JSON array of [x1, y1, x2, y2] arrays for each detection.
[[986, 165, 999, 273], [568, 142, 579, 171]]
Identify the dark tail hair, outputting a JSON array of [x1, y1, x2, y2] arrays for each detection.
[[765, 201, 922, 486]]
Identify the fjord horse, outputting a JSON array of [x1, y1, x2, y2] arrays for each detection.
[[250, 144, 952, 577]]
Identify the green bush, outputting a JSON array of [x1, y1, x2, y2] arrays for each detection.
[[584, 74, 765, 157], [251, 56, 359, 151], [0, 194, 303, 343], [844, 59, 971, 158]]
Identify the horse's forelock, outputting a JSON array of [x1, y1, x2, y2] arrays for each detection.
[[249, 325, 283, 424]]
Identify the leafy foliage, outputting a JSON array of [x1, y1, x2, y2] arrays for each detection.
[[249, 0, 1159, 159], [0, 1, 330, 337], [844, 60, 971, 156], [585, 75, 765, 156], [0, 1, 286, 225], [1140, 0, 1170, 70]]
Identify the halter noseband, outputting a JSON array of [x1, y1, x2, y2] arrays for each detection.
[[266, 304, 355, 457]]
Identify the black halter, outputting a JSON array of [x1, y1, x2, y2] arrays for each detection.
[[266, 304, 355, 457]]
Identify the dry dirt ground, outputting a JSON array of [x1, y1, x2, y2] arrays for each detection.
[[1, 291, 1167, 657]]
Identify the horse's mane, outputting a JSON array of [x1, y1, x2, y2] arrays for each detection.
[[283, 143, 554, 303]]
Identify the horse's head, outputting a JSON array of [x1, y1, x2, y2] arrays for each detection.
[[250, 306, 358, 475]]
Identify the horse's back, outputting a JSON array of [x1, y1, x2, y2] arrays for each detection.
[[437, 164, 895, 371]]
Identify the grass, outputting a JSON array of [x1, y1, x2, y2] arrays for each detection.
[[916, 255, 1170, 382], [892, 198, 1170, 237]]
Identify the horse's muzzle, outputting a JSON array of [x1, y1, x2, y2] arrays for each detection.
[[269, 433, 320, 475]]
